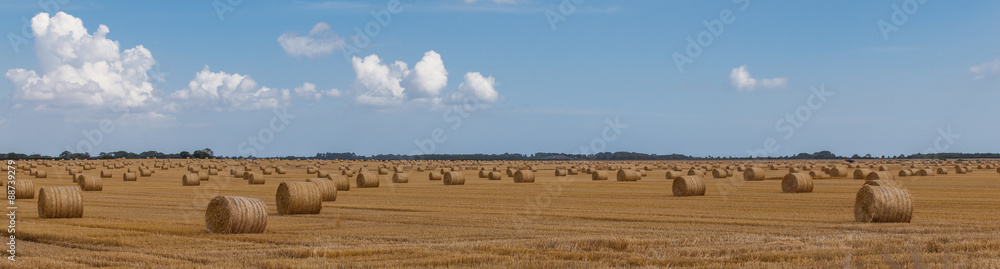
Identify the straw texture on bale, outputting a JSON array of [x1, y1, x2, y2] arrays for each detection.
[[356, 172, 380, 188], [592, 171, 608, 181], [864, 179, 902, 189], [672, 176, 706, 197], [781, 173, 814, 193], [898, 169, 913, 177], [276, 182, 323, 215], [687, 169, 705, 176], [392, 173, 409, 183], [743, 168, 766, 181], [429, 172, 443, 181], [443, 171, 465, 185], [916, 169, 935, 176], [38, 186, 83, 218], [246, 172, 265, 184], [514, 170, 535, 183], [479, 170, 489, 178], [198, 171, 210, 181], [554, 169, 568, 176], [829, 166, 850, 177], [488, 171, 503, 180], [711, 169, 729, 178], [205, 196, 266, 234], [865, 171, 895, 181], [77, 175, 103, 191], [122, 172, 137, 181], [13, 179, 34, 199], [100, 170, 112, 178], [140, 169, 152, 177], [854, 185, 913, 223], [306, 178, 338, 201], [853, 169, 873, 180], [183, 174, 201, 186], [34, 170, 46, 178], [935, 167, 949, 175], [616, 169, 641, 182]]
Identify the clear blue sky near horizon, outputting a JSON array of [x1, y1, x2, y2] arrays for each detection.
[[0, 0, 997, 158]]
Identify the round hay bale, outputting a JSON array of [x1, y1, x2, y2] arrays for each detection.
[[306, 178, 337, 201], [262, 168, 274, 175], [356, 172, 380, 188], [307, 167, 319, 174], [514, 170, 535, 183], [487, 171, 503, 180], [853, 169, 873, 180], [208, 169, 219, 175], [592, 171, 608, 181], [554, 169, 568, 176], [443, 171, 465, 185], [140, 169, 152, 177], [183, 174, 201, 186], [829, 166, 850, 177], [316, 170, 330, 178], [77, 175, 103, 191], [13, 179, 34, 199], [616, 169, 641, 182], [898, 169, 913, 177], [743, 168, 765, 181], [378, 167, 389, 175], [854, 185, 913, 223], [100, 170, 112, 178], [711, 169, 729, 178], [935, 167, 949, 175], [788, 167, 800, 173], [122, 172, 137, 181], [392, 173, 409, 183], [864, 179, 902, 189], [808, 171, 822, 178], [687, 169, 705, 176], [479, 170, 489, 178], [246, 172, 265, 185], [878, 165, 889, 171], [429, 172, 443, 181], [665, 170, 685, 180], [672, 176, 706, 197], [915, 169, 935, 176], [33, 170, 47, 178], [324, 175, 350, 191], [276, 182, 322, 215], [198, 171, 210, 181], [782, 173, 814, 193], [568, 168, 579, 175], [865, 171, 895, 181], [276, 167, 287, 174], [37, 186, 83, 218], [205, 195, 266, 234]]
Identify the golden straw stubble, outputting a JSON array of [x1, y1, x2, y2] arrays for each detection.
[[38, 186, 83, 218], [205, 195, 267, 234]]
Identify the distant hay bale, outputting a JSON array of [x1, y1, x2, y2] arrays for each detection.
[[139, 169, 152, 177], [378, 167, 389, 175], [276, 167, 287, 174], [356, 172, 380, 188], [711, 169, 729, 178], [208, 169, 218, 175], [568, 168, 579, 175], [935, 167, 949, 175], [665, 170, 685, 180], [915, 169, 935, 176], [324, 175, 350, 191], [829, 166, 850, 177], [555, 169, 568, 176], [13, 179, 34, 199], [853, 169, 873, 180], [782, 173, 814, 193], [743, 168, 765, 181], [37, 186, 83, 218], [183, 174, 201, 186], [246, 172, 265, 185], [788, 167, 800, 173], [443, 171, 465, 185], [205, 195, 266, 234], [276, 182, 322, 215], [306, 178, 337, 201], [865, 171, 895, 181], [854, 185, 913, 223], [307, 167, 319, 174], [592, 171, 608, 181], [878, 165, 889, 171], [898, 169, 913, 177], [316, 171, 330, 178], [262, 168, 275, 175], [198, 171, 210, 181], [429, 172, 443, 181], [392, 173, 409, 183], [123, 172, 137, 181], [77, 175, 103, 191], [864, 179, 902, 189], [100, 170, 112, 178], [616, 169, 641, 182], [672, 176, 706, 197], [34, 170, 47, 178], [514, 170, 535, 183], [488, 171, 503, 180], [479, 170, 489, 178], [687, 169, 705, 176]]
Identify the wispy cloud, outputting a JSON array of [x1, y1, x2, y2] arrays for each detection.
[[290, 0, 620, 14], [970, 59, 1000, 80], [730, 65, 788, 92]]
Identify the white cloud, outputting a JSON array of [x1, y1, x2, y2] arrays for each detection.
[[170, 66, 290, 111], [351, 50, 452, 106], [970, 59, 1000, 80], [294, 82, 342, 100], [404, 51, 448, 98], [729, 65, 787, 92], [4, 12, 158, 109], [451, 72, 499, 103], [277, 22, 345, 58]]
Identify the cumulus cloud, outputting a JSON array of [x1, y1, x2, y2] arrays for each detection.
[[970, 59, 1000, 80], [449, 72, 499, 103], [729, 65, 787, 92], [351, 50, 452, 106], [405, 51, 449, 98], [294, 82, 342, 100], [277, 22, 345, 58], [4, 12, 158, 109], [170, 66, 290, 111]]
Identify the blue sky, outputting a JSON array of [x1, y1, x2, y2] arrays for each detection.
[[0, 0, 998, 158]]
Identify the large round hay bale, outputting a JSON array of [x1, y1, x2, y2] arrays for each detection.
[[306, 178, 337, 201], [392, 173, 409, 183], [554, 169, 568, 176], [183, 174, 201, 186], [865, 171, 895, 181], [853, 169, 873, 180], [77, 175, 103, 191], [898, 169, 913, 177], [324, 175, 350, 191], [616, 169, 641, 182], [100, 170, 112, 178], [356, 172, 380, 188], [429, 172, 443, 181], [246, 172, 265, 184], [743, 168, 765, 181], [665, 170, 685, 180], [854, 185, 913, 223], [935, 167, 949, 175], [122, 172, 137, 181], [711, 169, 729, 178], [205, 195, 267, 234], [276, 182, 322, 215], [38, 186, 83, 218], [487, 171, 503, 180], [672, 176, 706, 197], [592, 171, 608, 181], [782, 173, 814, 193], [443, 171, 465, 185], [915, 169, 935, 176], [13, 179, 34, 199], [514, 170, 535, 183], [864, 179, 902, 189]]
